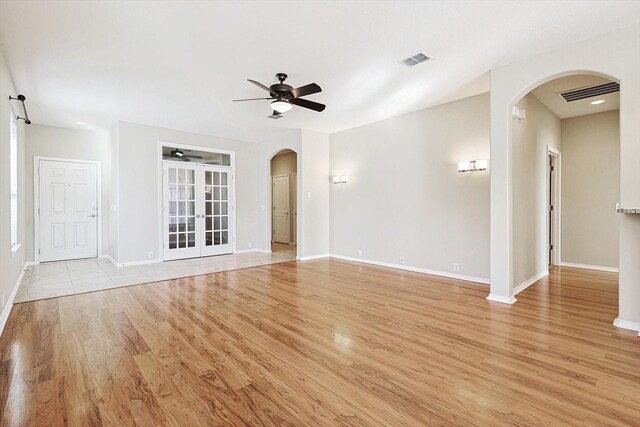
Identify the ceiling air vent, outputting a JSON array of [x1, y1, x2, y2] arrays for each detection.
[[399, 52, 431, 67], [559, 81, 619, 102]]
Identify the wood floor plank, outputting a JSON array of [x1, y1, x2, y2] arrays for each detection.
[[1, 261, 639, 426]]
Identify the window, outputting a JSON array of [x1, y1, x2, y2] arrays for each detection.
[[9, 113, 18, 251]]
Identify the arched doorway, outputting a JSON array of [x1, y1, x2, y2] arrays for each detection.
[[268, 149, 299, 257], [487, 58, 639, 330], [508, 73, 620, 297]]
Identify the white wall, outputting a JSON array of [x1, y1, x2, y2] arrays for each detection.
[[115, 121, 259, 264], [490, 24, 640, 324], [300, 130, 330, 258], [561, 110, 619, 268], [512, 93, 561, 287], [330, 93, 490, 280], [108, 123, 119, 261], [271, 151, 297, 243], [0, 46, 25, 326], [24, 124, 110, 261]]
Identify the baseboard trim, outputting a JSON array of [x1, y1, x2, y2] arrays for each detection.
[[297, 254, 330, 261], [513, 270, 549, 295], [115, 258, 163, 267], [328, 254, 490, 285], [613, 318, 640, 332], [559, 262, 618, 273], [257, 249, 272, 254], [24, 261, 37, 267], [99, 254, 118, 266], [0, 264, 27, 337], [235, 249, 259, 254], [486, 294, 517, 304]]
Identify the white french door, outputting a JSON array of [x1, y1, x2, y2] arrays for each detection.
[[39, 160, 98, 262], [163, 162, 234, 260]]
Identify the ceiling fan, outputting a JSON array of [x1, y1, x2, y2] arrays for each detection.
[[233, 73, 325, 118], [163, 149, 203, 162]]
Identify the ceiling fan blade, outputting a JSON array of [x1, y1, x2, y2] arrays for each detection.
[[290, 97, 326, 112], [247, 79, 276, 96], [232, 97, 273, 102], [291, 83, 321, 98], [184, 155, 203, 159]]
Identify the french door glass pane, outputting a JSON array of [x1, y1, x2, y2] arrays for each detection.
[[202, 170, 230, 247], [167, 166, 198, 254]]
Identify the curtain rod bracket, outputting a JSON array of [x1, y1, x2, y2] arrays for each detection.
[[9, 94, 31, 124]]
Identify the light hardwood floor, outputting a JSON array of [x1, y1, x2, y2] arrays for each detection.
[[0, 261, 639, 426]]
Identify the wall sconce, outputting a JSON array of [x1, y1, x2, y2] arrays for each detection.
[[458, 160, 488, 173], [332, 175, 349, 184], [512, 106, 526, 121]]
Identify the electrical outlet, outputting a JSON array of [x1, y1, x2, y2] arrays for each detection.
[[400, 257, 405, 264], [358, 249, 363, 257], [148, 251, 154, 259], [248, 242, 253, 249], [453, 263, 460, 272]]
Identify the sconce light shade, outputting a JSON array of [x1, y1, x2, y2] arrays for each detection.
[[458, 161, 470, 172], [340, 175, 349, 183], [458, 159, 488, 172], [512, 107, 526, 121], [332, 176, 341, 184]]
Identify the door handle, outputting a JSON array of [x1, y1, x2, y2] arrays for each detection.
[[89, 214, 96, 218]]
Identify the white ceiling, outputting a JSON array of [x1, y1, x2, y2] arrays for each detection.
[[531, 75, 619, 119], [0, 1, 638, 142]]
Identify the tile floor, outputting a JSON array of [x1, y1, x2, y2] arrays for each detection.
[[14, 244, 297, 303]]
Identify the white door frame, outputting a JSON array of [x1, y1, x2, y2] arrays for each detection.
[[33, 156, 103, 264], [157, 141, 236, 260], [547, 146, 562, 266], [292, 172, 297, 245]]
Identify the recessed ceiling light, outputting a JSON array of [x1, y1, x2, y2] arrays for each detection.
[[591, 100, 605, 105], [75, 121, 87, 125]]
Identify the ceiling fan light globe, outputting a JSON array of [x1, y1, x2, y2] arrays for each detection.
[[271, 100, 292, 113]]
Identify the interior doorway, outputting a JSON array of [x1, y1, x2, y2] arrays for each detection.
[[35, 157, 101, 263], [509, 73, 620, 297], [270, 149, 297, 253], [159, 143, 236, 261]]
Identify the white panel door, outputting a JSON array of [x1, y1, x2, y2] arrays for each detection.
[[163, 163, 200, 260], [163, 162, 234, 260], [39, 160, 98, 262], [272, 174, 290, 244], [201, 166, 234, 256]]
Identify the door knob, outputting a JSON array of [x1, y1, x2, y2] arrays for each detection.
[[89, 214, 96, 218]]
